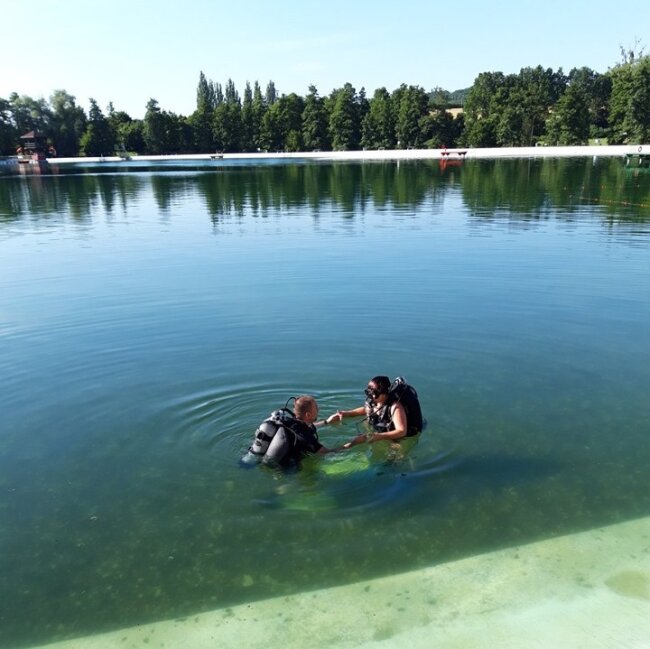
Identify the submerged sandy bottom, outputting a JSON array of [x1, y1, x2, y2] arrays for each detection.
[[33, 516, 650, 649]]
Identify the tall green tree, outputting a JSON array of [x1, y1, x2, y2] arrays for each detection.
[[143, 98, 166, 154], [213, 80, 242, 152], [545, 84, 591, 145], [302, 85, 329, 150], [357, 87, 369, 130], [394, 84, 429, 148], [259, 104, 280, 151], [361, 87, 395, 149], [265, 81, 278, 106], [277, 93, 305, 151], [608, 55, 650, 144], [328, 83, 361, 150], [462, 71, 508, 147], [251, 81, 266, 150], [240, 81, 254, 151], [48, 90, 86, 156], [119, 119, 145, 154], [502, 66, 565, 146], [8, 93, 52, 135], [0, 97, 17, 155], [421, 109, 463, 148], [214, 82, 224, 106], [196, 71, 216, 112], [258, 93, 304, 151], [79, 98, 114, 155], [463, 67, 565, 147], [566, 67, 611, 137], [107, 104, 135, 150], [162, 111, 193, 153], [192, 71, 216, 151], [225, 78, 239, 105]]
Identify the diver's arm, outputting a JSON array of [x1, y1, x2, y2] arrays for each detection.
[[321, 405, 368, 450], [336, 434, 367, 451], [368, 403, 407, 443], [327, 405, 366, 424]]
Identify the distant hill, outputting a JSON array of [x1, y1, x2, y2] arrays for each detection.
[[428, 87, 471, 107], [448, 87, 470, 106]]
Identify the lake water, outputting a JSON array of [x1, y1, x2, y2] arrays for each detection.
[[1, 158, 650, 648]]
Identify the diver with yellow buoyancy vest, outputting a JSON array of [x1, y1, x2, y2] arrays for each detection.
[[241, 377, 422, 468]]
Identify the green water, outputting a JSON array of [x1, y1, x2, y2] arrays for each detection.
[[1, 158, 650, 648]]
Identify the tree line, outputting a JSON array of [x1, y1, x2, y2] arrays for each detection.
[[1, 51, 648, 157]]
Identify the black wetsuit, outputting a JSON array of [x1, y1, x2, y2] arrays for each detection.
[[367, 389, 422, 437]]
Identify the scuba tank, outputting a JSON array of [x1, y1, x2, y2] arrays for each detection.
[[239, 408, 296, 467], [390, 377, 423, 435]]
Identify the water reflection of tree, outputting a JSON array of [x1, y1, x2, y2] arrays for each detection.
[[461, 158, 650, 221], [1, 160, 649, 227], [0, 173, 144, 222], [199, 161, 449, 222]]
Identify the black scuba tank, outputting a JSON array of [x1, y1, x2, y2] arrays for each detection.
[[390, 377, 423, 435]]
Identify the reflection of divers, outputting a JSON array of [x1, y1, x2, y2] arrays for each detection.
[[240, 397, 324, 469], [260, 449, 459, 513]]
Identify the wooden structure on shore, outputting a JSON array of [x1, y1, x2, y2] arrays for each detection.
[[16, 131, 51, 164]]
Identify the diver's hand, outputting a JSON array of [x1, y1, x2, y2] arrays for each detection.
[[326, 412, 342, 425]]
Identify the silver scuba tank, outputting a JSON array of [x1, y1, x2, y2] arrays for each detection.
[[239, 409, 293, 467]]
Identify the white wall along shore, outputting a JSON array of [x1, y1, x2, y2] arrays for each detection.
[[48, 144, 649, 165]]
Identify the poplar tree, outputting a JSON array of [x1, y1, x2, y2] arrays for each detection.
[[241, 81, 254, 151], [193, 71, 215, 151], [251, 81, 266, 150], [265, 81, 277, 106], [213, 79, 242, 152]]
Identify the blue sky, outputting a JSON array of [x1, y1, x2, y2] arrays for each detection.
[[3, 0, 649, 118]]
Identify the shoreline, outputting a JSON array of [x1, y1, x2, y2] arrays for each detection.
[[47, 144, 648, 165], [28, 515, 650, 649]]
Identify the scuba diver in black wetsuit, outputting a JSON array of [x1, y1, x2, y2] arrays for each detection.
[[241, 395, 334, 469], [327, 376, 423, 449]]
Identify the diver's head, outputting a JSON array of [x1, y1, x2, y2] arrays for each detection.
[[294, 395, 319, 423], [365, 376, 390, 404]]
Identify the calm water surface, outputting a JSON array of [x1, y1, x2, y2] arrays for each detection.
[[1, 158, 650, 647]]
